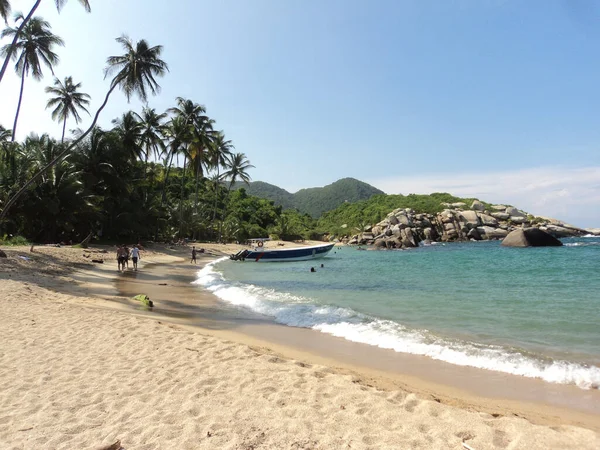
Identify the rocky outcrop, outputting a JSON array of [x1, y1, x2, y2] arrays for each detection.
[[585, 228, 600, 236], [501, 228, 563, 247], [342, 202, 588, 249]]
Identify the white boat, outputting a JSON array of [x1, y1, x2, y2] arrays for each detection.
[[230, 240, 335, 262]]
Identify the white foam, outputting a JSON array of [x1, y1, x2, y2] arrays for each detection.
[[195, 258, 600, 390]]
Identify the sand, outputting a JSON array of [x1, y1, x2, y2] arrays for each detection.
[[0, 244, 599, 449]]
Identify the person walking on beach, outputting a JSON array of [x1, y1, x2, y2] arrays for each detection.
[[191, 246, 197, 264], [130, 245, 140, 271], [116, 245, 126, 271]]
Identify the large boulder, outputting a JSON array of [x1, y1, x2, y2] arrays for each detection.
[[501, 228, 563, 247], [585, 228, 600, 236], [458, 210, 480, 228], [491, 212, 510, 220], [478, 213, 498, 226], [477, 226, 509, 239], [471, 200, 485, 211]]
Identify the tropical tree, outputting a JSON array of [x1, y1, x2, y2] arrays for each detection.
[[0, 35, 168, 223], [111, 111, 143, 162], [45, 76, 91, 142], [223, 152, 254, 191], [220, 152, 254, 240], [208, 132, 233, 223], [136, 106, 166, 171], [0, 0, 10, 24], [0, 0, 90, 88], [1, 15, 64, 141]]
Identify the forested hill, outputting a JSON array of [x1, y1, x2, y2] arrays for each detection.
[[232, 178, 385, 217]]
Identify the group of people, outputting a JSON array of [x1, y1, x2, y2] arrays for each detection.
[[116, 245, 141, 271]]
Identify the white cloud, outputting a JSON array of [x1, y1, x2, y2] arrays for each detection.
[[367, 166, 600, 228]]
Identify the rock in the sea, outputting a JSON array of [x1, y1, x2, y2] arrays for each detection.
[[585, 228, 600, 236], [501, 228, 563, 247]]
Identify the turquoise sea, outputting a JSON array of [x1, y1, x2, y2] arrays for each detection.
[[195, 236, 600, 390]]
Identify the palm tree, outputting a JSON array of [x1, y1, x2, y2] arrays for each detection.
[[208, 132, 233, 224], [1, 15, 64, 141], [0, 34, 168, 223], [111, 111, 143, 162], [0, 0, 90, 88], [45, 76, 91, 142], [222, 152, 254, 191], [136, 106, 166, 171], [0, 0, 10, 24], [220, 152, 254, 240]]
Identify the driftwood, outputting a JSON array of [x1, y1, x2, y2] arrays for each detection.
[[79, 231, 93, 249]]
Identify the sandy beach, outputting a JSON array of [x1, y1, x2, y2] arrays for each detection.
[[1, 243, 599, 449]]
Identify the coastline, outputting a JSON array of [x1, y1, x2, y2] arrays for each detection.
[[1, 244, 599, 448]]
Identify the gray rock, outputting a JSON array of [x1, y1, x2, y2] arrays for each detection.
[[502, 228, 563, 247], [478, 213, 499, 226], [471, 200, 485, 211], [585, 228, 600, 236], [397, 213, 413, 227], [459, 210, 480, 228], [451, 202, 466, 208], [467, 228, 482, 240], [491, 205, 506, 211], [491, 212, 510, 220], [510, 216, 528, 224], [505, 206, 520, 216], [388, 215, 399, 225], [477, 226, 509, 239]]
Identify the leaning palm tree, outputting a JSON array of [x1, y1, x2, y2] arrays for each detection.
[[0, 0, 90, 88], [1, 14, 64, 141], [45, 76, 91, 142], [0, 34, 168, 223]]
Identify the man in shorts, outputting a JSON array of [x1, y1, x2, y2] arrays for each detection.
[[117, 245, 126, 271], [130, 245, 140, 271], [191, 246, 197, 264]]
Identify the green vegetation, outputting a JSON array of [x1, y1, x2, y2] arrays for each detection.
[[233, 177, 384, 218], [0, 234, 29, 246], [316, 192, 485, 237]]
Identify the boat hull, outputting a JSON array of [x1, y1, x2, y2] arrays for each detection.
[[242, 243, 335, 262]]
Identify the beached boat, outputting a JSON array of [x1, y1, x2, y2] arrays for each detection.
[[230, 242, 335, 262]]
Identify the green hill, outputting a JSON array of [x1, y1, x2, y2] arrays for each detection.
[[232, 178, 385, 217]]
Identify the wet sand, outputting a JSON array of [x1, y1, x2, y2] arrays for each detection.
[[112, 257, 600, 430]]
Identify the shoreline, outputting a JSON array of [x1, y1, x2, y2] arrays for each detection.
[[110, 256, 600, 430], [1, 244, 599, 448]]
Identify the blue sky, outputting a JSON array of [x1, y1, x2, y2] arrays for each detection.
[[1, 0, 599, 226]]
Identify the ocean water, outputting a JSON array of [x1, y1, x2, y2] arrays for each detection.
[[194, 237, 600, 390]]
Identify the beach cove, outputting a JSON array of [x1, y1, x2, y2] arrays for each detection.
[[0, 244, 599, 449]]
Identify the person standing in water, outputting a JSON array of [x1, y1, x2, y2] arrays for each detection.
[[130, 245, 141, 271], [191, 246, 197, 264]]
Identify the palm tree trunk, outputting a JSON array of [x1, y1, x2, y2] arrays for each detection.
[[153, 150, 175, 241], [212, 166, 220, 223], [0, 78, 122, 223], [178, 154, 187, 237], [61, 115, 67, 143], [0, 0, 41, 90], [11, 64, 26, 142]]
